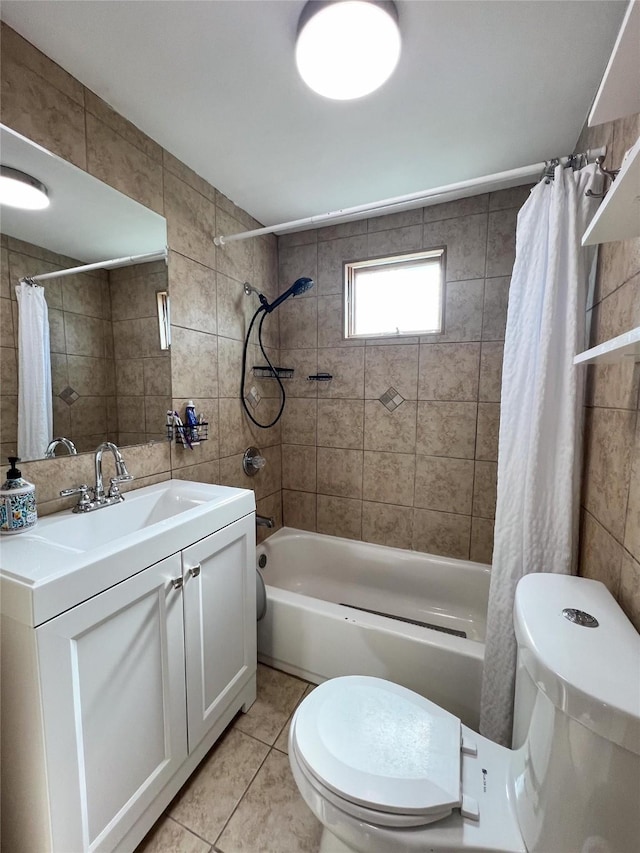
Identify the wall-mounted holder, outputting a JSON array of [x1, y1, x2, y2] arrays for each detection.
[[308, 373, 333, 381], [243, 446, 266, 477], [166, 421, 209, 446], [252, 366, 294, 379]]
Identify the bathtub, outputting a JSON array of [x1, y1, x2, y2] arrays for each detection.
[[256, 527, 491, 729]]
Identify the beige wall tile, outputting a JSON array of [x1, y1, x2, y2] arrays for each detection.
[[67, 355, 106, 396], [423, 195, 488, 223], [1, 53, 86, 169], [171, 327, 218, 399], [423, 214, 487, 281], [282, 398, 317, 446], [578, 510, 623, 597], [113, 317, 165, 359], [367, 225, 422, 257], [317, 447, 363, 498], [172, 459, 220, 486], [116, 396, 145, 434], [256, 491, 283, 543], [86, 113, 163, 214], [415, 455, 474, 514], [623, 417, 640, 562], [317, 399, 364, 449], [486, 208, 517, 278], [412, 509, 471, 558], [279, 349, 318, 397], [282, 444, 316, 492], [364, 400, 417, 453], [85, 89, 162, 163], [418, 343, 480, 401], [470, 517, 494, 564], [362, 502, 413, 550], [318, 221, 366, 241], [162, 149, 215, 200], [362, 451, 415, 506], [144, 357, 172, 397], [482, 276, 510, 340], [597, 237, 640, 302], [478, 342, 504, 402], [317, 347, 364, 399], [218, 336, 244, 398], [619, 550, 640, 632], [215, 209, 254, 285], [280, 229, 319, 248], [425, 279, 483, 343], [317, 494, 362, 540], [164, 172, 216, 269], [279, 242, 318, 293], [488, 185, 532, 211], [251, 444, 281, 500], [588, 360, 640, 411], [416, 401, 477, 458], [282, 489, 317, 531], [472, 460, 498, 519], [475, 402, 500, 461], [368, 209, 423, 233], [318, 295, 363, 348], [0, 347, 18, 396], [279, 294, 317, 349], [169, 252, 216, 335], [364, 344, 419, 400], [317, 235, 367, 296], [62, 276, 106, 318], [65, 314, 105, 358], [216, 272, 253, 342], [583, 407, 636, 542]]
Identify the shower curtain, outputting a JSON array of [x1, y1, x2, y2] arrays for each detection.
[[479, 162, 600, 746], [16, 282, 52, 461]]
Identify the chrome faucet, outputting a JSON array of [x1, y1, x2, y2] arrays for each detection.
[[60, 442, 133, 513], [256, 514, 275, 528], [45, 436, 78, 458]]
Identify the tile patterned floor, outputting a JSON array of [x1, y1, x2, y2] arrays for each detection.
[[136, 665, 321, 853]]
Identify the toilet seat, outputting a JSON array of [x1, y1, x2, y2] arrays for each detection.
[[291, 676, 465, 828]]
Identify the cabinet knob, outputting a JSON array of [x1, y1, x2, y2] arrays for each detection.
[[171, 577, 183, 590], [189, 564, 201, 578]]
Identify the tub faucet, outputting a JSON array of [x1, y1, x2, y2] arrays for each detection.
[[256, 514, 275, 528], [45, 436, 78, 458]]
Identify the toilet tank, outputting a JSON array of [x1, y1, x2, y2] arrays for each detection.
[[510, 574, 640, 853]]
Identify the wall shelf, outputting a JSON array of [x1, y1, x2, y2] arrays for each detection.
[[588, 0, 640, 127], [582, 136, 640, 246], [574, 326, 640, 365]]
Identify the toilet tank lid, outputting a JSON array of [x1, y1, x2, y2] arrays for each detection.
[[514, 574, 640, 755]]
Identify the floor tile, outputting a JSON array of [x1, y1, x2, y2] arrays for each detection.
[[233, 663, 308, 745], [136, 815, 210, 853], [167, 727, 269, 844], [274, 684, 316, 754], [216, 749, 323, 853]]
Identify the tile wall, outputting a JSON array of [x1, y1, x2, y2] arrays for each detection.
[[276, 188, 529, 561], [575, 111, 640, 629], [0, 23, 281, 526]]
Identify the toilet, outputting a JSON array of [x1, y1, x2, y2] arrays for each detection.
[[288, 574, 640, 853]]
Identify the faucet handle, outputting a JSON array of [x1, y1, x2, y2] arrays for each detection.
[[108, 475, 131, 498], [60, 484, 92, 507]]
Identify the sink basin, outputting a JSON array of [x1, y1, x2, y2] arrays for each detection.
[[0, 479, 256, 627], [33, 481, 214, 552]]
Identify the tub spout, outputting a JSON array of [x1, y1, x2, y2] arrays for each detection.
[[256, 514, 275, 528]]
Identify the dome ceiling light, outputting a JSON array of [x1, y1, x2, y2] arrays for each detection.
[[0, 166, 49, 210], [295, 0, 401, 100]]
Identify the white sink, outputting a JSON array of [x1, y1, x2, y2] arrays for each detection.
[[0, 480, 255, 627]]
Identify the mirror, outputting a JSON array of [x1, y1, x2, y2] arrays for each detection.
[[0, 126, 169, 462]]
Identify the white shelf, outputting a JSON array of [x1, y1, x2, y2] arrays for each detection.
[[589, 1, 640, 127], [582, 136, 640, 246], [574, 326, 640, 365]]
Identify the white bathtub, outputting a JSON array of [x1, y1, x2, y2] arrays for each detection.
[[256, 527, 491, 728]]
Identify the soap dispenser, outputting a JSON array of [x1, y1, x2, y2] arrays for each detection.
[[0, 457, 37, 535]]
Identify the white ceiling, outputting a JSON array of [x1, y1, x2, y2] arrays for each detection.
[[0, 0, 627, 228]]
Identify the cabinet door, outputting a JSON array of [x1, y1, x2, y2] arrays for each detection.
[[183, 514, 256, 751], [36, 554, 187, 853]]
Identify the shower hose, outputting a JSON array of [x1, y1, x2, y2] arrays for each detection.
[[240, 306, 286, 429]]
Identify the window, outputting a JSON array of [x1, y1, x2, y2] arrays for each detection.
[[344, 249, 445, 339]]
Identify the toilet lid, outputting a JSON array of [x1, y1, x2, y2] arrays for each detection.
[[293, 676, 462, 817]]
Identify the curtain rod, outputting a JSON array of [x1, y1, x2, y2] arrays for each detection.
[[20, 249, 167, 285], [214, 147, 607, 246]]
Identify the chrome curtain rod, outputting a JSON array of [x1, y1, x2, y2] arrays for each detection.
[[19, 249, 167, 285], [214, 147, 606, 247]]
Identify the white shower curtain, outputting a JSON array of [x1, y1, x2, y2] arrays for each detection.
[[479, 162, 600, 746], [16, 282, 52, 461]]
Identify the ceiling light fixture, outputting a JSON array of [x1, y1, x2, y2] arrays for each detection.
[[0, 166, 50, 210], [295, 0, 401, 100]]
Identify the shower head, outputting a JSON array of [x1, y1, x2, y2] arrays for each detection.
[[263, 277, 314, 313]]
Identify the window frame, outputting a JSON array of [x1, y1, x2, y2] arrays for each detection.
[[343, 247, 446, 340]]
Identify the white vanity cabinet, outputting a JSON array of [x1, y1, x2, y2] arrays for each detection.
[[0, 481, 257, 853]]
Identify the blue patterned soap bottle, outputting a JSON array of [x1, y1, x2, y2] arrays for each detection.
[[0, 457, 37, 535]]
